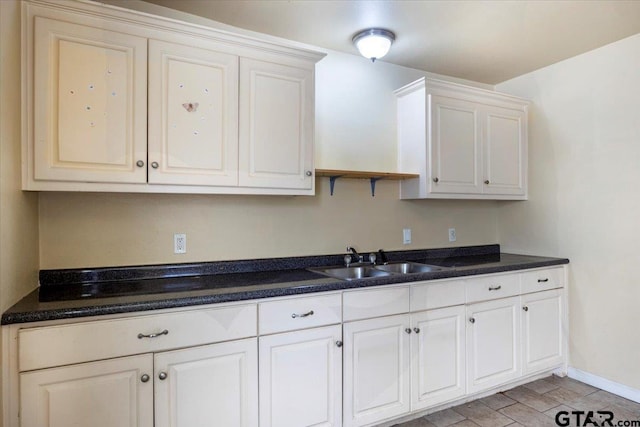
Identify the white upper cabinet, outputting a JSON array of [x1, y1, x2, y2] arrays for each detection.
[[31, 16, 148, 184], [396, 78, 529, 200], [239, 58, 314, 190], [148, 39, 239, 187], [22, 1, 324, 194]]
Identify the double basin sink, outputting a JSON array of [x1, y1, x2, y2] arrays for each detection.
[[310, 262, 444, 281]]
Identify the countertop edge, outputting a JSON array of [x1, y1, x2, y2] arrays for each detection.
[[1, 257, 569, 325]]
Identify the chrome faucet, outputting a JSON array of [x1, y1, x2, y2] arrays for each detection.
[[346, 246, 363, 263]]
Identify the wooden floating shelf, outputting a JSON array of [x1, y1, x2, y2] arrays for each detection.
[[314, 169, 419, 196]]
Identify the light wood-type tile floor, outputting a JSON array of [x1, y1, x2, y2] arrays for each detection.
[[392, 376, 640, 427]]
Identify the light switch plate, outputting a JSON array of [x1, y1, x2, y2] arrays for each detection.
[[403, 228, 412, 245]]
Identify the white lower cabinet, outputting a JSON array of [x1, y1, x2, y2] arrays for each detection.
[[154, 338, 258, 427], [343, 314, 411, 427], [522, 289, 564, 374], [466, 296, 521, 394], [20, 354, 154, 427], [411, 305, 466, 411], [259, 325, 342, 427]]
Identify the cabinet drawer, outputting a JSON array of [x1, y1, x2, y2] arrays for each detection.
[[411, 279, 465, 312], [465, 274, 520, 303], [521, 267, 564, 293], [259, 293, 341, 335], [19, 304, 257, 372], [343, 286, 410, 321]]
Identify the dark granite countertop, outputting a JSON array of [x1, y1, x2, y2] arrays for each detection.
[[1, 245, 569, 325]]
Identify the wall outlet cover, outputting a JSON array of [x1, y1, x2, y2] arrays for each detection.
[[174, 233, 187, 254], [448, 228, 457, 242]]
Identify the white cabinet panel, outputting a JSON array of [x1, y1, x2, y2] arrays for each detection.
[[430, 95, 482, 194], [20, 354, 153, 427], [154, 338, 258, 427], [148, 39, 239, 186], [259, 325, 342, 427], [522, 290, 564, 374], [483, 106, 526, 196], [239, 58, 314, 190], [343, 314, 411, 427], [32, 16, 147, 184], [466, 296, 521, 393], [411, 306, 466, 411]]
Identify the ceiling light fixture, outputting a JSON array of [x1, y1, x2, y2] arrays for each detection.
[[352, 28, 395, 62]]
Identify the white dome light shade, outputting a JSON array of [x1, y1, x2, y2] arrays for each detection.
[[352, 29, 395, 62]]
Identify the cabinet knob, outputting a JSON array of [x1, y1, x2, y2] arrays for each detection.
[[140, 374, 150, 383], [405, 328, 412, 334], [136, 160, 144, 168], [469, 317, 476, 324], [413, 328, 420, 334], [158, 372, 167, 380], [523, 306, 529, 312], [151, 162, 159, 169], [335, 340, 343, 348], [433, 177, 439, 183], [484, 180, 490, 185], [305, 170, 313, 177]]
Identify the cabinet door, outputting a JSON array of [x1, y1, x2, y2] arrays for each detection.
[[148, 39, 239, 186], [466, 296, 521, 393], [483, 106, 527, 196], [33, 17, 147, 183], [411, 306, 466, 411], [239, 58, 314, 190], [259, 325, 342, 427], [20, 354, 153, 427], [343, 314, 411, 427], [429, 95, 482, 194], [154, 338, 258, 427], [522, 289, 564, 374]]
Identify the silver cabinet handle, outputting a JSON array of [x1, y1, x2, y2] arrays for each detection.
[[413, 328, 420, 334], [484, 180, 490, 185], [291, 310, 314, 319], [433, 177, 439, 183], [488, 285, 502, 291], [405, 328, 412, 334], [138, 329, 169, 339], [151, 162, 159, 169], [158, 372, 167, 380], [469, 318, 476, 324], [140, 374, 150, 383], [523, 306, 529, 312], [336, 340, 343, 347], [136, 160, 144, 168], [305, 170, 312, 177], [538, 278, 549, 283]]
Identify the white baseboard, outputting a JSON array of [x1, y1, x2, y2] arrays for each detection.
[[568, 367, 640, 403]]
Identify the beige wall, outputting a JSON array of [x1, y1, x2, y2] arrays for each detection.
[[496, 33, 640, 390], [1, 1, 41, 425]]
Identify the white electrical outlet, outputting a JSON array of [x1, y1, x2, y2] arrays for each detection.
[[174, 233, 187, 254], [448, 228, 457, 242], [403, 228, 412, 245]]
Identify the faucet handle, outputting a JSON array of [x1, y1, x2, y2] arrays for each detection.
[[344, 254, 352, 267], [369, 253, 377, 265]]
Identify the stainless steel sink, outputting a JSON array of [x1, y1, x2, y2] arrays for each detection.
[[373, 262, 443, 274], [310, 266, 393, 281]]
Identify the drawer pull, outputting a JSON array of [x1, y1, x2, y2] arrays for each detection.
[[469, 317, 476, 324], [336, 340, 343, 348], [137, 329, 169, 339], [488, 285, 502, 291], [538, 278, 549, 283], [413, 327, 421, 334], [405, 328, 412, 334], [523, 306, 529, 312], [291, 310, 314, 319]]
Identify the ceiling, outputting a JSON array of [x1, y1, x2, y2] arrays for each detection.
[[140, 0, 640, 85]]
